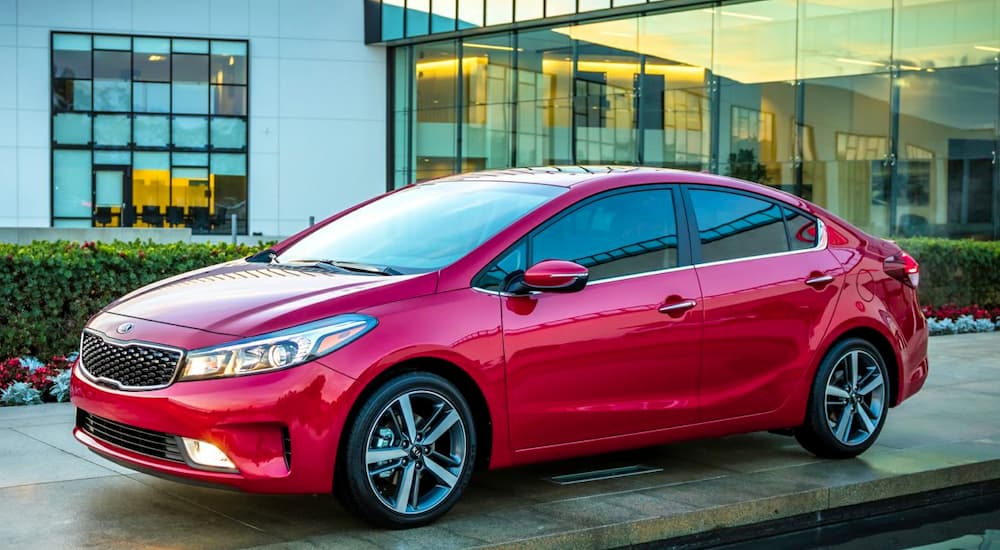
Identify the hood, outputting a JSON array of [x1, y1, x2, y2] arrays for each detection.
[[105, 261, 438, 337]]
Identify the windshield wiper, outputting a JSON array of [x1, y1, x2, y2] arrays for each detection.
[[283, 259, 400, 276], [321, 260, 401, 276]]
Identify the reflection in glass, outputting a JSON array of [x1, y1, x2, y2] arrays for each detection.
[[802, 73, 892, 236], [134, 115, 170, 147], [173, 82, 208, 114], [690, 189, 789, 262], [53, 79, 92, 111], [53, 113, 91, 145], [485, 0, 512, 26], [93, 80, 131, 111], [173, 116, 209, 149], [53, 150, 93, 217], [569, 18, 639, 164], [532, 189, 678, 280], [516, 28, 573, 166], [211, 117, 247, 149], [383, 0, 404, 40], [133, 82, 170, 113], [896, 66, 997, 239], [407, 0, 430, 37], [95, 35, 130, 50], [457, 0, 483, 29], [515, 0, 542, 21], [413, 41, 459, 180], [431, 0, 456, 32], [640, 9, 713, 170], [94, 114, 130, 147], [462, 34, 513, 170], [894, 0, 1000, 70], [798, 0, 892, 80]]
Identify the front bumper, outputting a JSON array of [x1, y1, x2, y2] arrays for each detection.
[[71, 352, 357, 494]]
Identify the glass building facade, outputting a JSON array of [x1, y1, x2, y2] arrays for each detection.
[[375, 0, 1000, 240], [51, 32, 248, 234]]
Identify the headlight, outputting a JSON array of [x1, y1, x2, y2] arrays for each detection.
[[178, 314, 377, 381]]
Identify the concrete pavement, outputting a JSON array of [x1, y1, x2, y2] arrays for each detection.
[[1, 332, 998, 549]]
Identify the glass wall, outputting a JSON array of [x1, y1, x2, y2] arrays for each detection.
[[391, 0, 1000, 240], [51, 33, 249, 234]]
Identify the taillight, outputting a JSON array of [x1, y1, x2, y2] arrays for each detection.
[[884, 251, 919, 288]]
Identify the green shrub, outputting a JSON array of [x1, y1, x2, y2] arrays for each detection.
[[0, 240, 269, 359], [896, 237, 1000, 309]]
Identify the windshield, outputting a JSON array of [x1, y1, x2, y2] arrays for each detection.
[[277, 181, 564, 273]]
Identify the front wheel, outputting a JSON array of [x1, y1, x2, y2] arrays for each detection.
[[795, 338, 890, 458], [342, 372, 476, 528]]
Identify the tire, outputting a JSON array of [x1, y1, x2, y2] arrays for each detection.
[[795, 338, 890, 459], [341, 372, 477, 528]]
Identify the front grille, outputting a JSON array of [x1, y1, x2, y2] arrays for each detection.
[[80, 331, 183, 389], [77, 410, 185, 464]]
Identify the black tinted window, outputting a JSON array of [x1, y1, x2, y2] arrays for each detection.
[[784, 207, 818, 250], [531, 189, 678, 281], [690, 189, 789, 263]]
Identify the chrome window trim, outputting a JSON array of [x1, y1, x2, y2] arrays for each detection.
[[469, 196, 826, 293], [587, 264, 695, 286], [78, 328, 186, 392]]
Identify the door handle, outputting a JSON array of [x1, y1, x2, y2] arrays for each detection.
[[805, 274, 834, 287], [658, 299, 697, 314]]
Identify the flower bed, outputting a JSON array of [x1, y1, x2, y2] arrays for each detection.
[[0, 355, 74, 406], [922, 304, 1000, 337]]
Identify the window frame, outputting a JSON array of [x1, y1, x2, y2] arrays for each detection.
[[49, 31, 249, 234], [472, 183, 692, 291], [679, 184, 826, 267]]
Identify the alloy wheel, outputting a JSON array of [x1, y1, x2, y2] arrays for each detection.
[[364, 390, 467, 515], [824, 349, 886, 446]]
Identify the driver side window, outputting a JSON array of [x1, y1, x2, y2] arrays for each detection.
[[532, 189, 678, 281], [475, 188, 678, 291]]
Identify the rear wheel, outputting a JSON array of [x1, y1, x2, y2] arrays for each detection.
[[342, 372, 476, 528], [795, 338, 889, 458]]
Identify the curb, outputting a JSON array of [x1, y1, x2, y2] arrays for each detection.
[[473, 459, 1000, 549]]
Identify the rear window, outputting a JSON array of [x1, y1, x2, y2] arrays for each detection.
[[689, 189, 789, 263]]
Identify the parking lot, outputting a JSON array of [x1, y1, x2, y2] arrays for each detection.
[[1, 332, 998, 549]]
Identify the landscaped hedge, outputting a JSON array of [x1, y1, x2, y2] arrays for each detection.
[[0, 240, 270, 359], [0, 236, 995, 360], [896, 237, 1000, 309]]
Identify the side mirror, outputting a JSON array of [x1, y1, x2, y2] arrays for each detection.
[[509, 260, 589, 294]]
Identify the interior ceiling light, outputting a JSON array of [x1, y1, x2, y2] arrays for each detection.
[[835, 57, 886, 68], [148, 54, 165, 61], [974, 45, 1000, 52], [463, 42, 523, 52], [702, 8, 774, 21]]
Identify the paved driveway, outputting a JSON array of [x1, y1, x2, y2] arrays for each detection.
[[1, 332, 999, 549]]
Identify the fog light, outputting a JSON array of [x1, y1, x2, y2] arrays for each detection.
[[180, 437, 237, 471]]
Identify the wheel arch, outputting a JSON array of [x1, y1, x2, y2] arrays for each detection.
[[333, 356, 495, 493], [823, 326, 901, 407]]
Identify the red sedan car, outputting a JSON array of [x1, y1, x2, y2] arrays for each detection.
[[71, 167, 928, 528]]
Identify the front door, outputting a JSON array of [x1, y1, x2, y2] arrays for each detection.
[[495, 186, 703, 451], [92, 165, 132, 227]]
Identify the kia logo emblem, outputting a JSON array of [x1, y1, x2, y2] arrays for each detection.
[[116, 322, 134, 335]]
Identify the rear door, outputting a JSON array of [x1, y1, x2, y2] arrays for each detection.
[[684, 186, 845, 422]]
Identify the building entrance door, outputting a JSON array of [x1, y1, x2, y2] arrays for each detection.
[[92, 166, 133, 228]]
